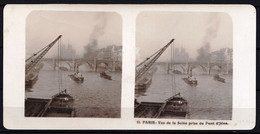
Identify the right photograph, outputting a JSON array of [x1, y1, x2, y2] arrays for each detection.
[[134, 12, 233, 120]]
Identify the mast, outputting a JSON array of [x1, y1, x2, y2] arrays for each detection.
[[58, 37, 62, 92], [170, 40, 176, 96]]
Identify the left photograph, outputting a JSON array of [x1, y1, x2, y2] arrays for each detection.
[[25, 11, 122, 118]]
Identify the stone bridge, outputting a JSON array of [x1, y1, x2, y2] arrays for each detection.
[[42, 58, 122, 72], [156, 61, 232, 75]]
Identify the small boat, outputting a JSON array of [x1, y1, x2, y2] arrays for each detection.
[[173, 70, 182, 74], [214, 74, 225, 83], [182, 76, 198, 86], [39, 90, 75, 117], [25, 73, 38, 89], [158, 93, 188, 118], [100, 71, 112, 80], [135, 77, 152, 90], [69, 72, 84, 82]]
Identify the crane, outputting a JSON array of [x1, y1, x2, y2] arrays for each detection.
[[25, 35, 62, 74], [135, 39, 174, 83]]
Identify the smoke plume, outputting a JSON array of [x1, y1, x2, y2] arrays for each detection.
[[84, 13, 108, 60], [197, 13, 220, 62]]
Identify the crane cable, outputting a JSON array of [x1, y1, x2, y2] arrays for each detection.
[[170, 41, 174, 96], [60, 38, 63, 92]]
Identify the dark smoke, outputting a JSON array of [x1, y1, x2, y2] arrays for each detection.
[[83, 13, 108, 60], [83, 39, 98, 60], [196, 42, 211, 62], [197, 13, 220, 63]]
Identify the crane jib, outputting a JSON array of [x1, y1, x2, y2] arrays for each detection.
[[135, 39, 174, 82], [25, 35, 62, 74]]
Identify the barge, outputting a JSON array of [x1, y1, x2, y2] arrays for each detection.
[[25, 90, 75, 117]]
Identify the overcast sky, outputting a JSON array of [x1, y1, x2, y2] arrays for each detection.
[[136, 12, 232, 63], [26, 11, 122, 58]]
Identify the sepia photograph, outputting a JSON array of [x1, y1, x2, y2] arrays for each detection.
[[3, 5, 255, 129], [134, 12, 233, 120], [24, 11, 122, 118]]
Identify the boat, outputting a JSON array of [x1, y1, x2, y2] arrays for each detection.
[[25, 98, 50, 117], [100, 71, 112, 80], [182, 76, 198, 86], [134, 102, 164, 118], [25, 72, 38, 89], [183, 68, 198, 86], [69, 63, 84, 82], [39, 90, 75, 117], [135, 77, 152, 90], [158, 93, 188, 118], [25, 90, 75, 117], [214, 74, 225, 83], [173, 69, 182, 74], [135, 66, 156, 90], [69, 73, 84, 82]]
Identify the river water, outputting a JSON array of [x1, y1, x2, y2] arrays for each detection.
[[135, 65, 232, 120], [25, 63, 122, 118]]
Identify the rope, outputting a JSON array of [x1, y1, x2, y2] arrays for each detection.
[[173, 42, 176, 95], [58, 39, 61, 92], [60, 38, 63, 91], [170, 42, 174, 96]]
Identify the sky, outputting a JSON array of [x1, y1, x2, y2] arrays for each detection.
[[26, 11, 122, 58], [136, 12, 233, 63]]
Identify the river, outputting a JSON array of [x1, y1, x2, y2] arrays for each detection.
[[135, 64, 232, 120], [25, 63, 122, 118]]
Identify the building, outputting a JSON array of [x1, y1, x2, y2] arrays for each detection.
[[60, 44, 76, 60], [96, 45, 122, 61]]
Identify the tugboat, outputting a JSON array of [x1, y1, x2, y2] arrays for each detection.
[[214, 74, 225, 83], [182, 69, 198, 86], [100, 71, 112, 80], [69, 64, 84, 82]]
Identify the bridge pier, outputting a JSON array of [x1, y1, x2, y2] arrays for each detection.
[[112, 61, 116, 72], [226, 63, 229, 74], [93, 59, 97, 72], [207, 62, 211, 75], [186, 63, 189, 74], [53, 59, 56, 70]]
